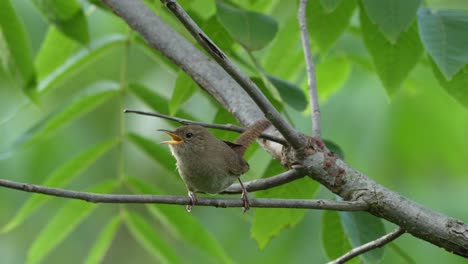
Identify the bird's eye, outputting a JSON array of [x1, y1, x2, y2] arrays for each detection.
[[186, 132, 193, 138]]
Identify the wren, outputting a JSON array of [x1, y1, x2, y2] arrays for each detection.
[[159, 120, 271, 212]]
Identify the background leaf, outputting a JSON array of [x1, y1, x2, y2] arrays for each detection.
[[32, 0, 89, 44], [315, 56, 351, 101], [0, 82, 119, 159], [307, 0, 356, 53], [251, 160, 319, 249], [0, 0, 35, 92], [127, 133, 175, 172], [35, 26, 80, 81], [320, 0, 342, 12], [26, 180, 118, 264], [84, 216, 121, 264], [418, 7, 468, 79], [37, 35, 127, 94], [1, 138, 118, 233], [360, 4, 423, 95], [321, 211, 357, 263], [340, 212, 386, 263], [216, 1, 278, 51], [169, 70, 197, 115], [361, 0, 421, 43], [125, 211, 182, 264], [127, 177, 233, 263], [267, 75, 307, 111], [432, 60, 468, 109]]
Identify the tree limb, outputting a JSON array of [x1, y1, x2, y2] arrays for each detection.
[[101, 0, 468, 257], [0, 179, 367, 211], [160, 0, 306, 151], [328, 227, 406, 264], [298, 0, 321, 138]]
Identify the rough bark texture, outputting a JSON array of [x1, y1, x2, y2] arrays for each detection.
[[102, 0, 468, 258]]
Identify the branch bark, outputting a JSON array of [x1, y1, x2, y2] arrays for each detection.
[[329, 227, 406, 264], [101, 0, 468, 257], [298, 0, 321, 138], [0, 179, 367, 211]]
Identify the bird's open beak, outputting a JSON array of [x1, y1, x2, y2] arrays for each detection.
[[158, 129, 183, 145]]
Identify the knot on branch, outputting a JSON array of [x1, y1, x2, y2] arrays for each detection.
[[280, 135, 321, 169], [281, 135, 353, 198], [447, 219, 468, 241]]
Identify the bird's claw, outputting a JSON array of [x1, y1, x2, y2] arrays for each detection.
[[241, 190, 250, 213], [186, 191, 197, 212]]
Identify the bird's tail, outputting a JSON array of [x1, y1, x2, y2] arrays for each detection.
[[233, 119, 271, 156]]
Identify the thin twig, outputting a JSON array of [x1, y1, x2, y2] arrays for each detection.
[[298, 0, 321, 138], [328, 227, 406, 264], [124, 109, 287, 145], [160, 0, 306, 150], [223, 168, 306, 194], [0, 179, 368, 210]]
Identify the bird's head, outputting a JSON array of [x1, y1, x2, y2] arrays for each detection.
[[158, 125, 213, 154]]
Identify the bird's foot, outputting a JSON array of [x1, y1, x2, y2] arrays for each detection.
[[238, 178, 250, 213], [241, 190, 250, 213], [186, 191, 197, 212]]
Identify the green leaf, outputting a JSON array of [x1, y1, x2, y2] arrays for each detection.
[[362, 0, 421, 43], [202, 15, 235, 52], [340, 212, 386, 263], [125, 211, 182, 264], [389, 243, 417, 264], [267, 75, 307, 111], [432, 60, 468, 109], [251, 77, 284, 112], [127, 133, 176, 173], [126, 177, 233, 263], [169, 70, 197, 115], [26, 180, 118, 264], [323, 139, 345, 160], [262, 3, 303, 79], [1, 138, 118, 233], [84, 216, 121, 264], [128, 82, 169, 113], [307, 0, 356, 53], [0, 82, 119, 159], [360, 4, 423, 95], [321, 0, 342, 12], [32, 0, 89, 44], [418, 7, 468, 79], [216, 1, 278, 51], [316, 56, 351, 101], [321, 211, 356, 263], [251, 160, 319, 249], [128, 82, 197, 121], [35, 26, 80, 81], [37, 35, 127, 94], [0, 0, 36, 92]]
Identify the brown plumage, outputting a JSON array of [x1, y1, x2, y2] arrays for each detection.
[[159, 120, 270, 212]]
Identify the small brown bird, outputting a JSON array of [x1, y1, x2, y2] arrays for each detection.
[[159, 120, 270, 212]]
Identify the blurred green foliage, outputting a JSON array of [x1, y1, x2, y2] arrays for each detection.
[[0, 0, 467, 263]]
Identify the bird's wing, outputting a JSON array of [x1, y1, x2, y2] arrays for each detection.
[[227, 151, 250, 176]]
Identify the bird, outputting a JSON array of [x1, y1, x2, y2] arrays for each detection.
[[159, 120, 270, 212]]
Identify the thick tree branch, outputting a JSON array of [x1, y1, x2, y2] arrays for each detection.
[[298, 0, 321, 138], [124, 109, 287, 145], [101, 0, 468, 257], [160, 0, 306, 151], [328, 227, 406, 264], [0, 179, 367, 211]]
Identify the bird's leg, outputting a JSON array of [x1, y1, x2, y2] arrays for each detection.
[[237, 178, 250, 213], [186, 191, 198, 212]]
